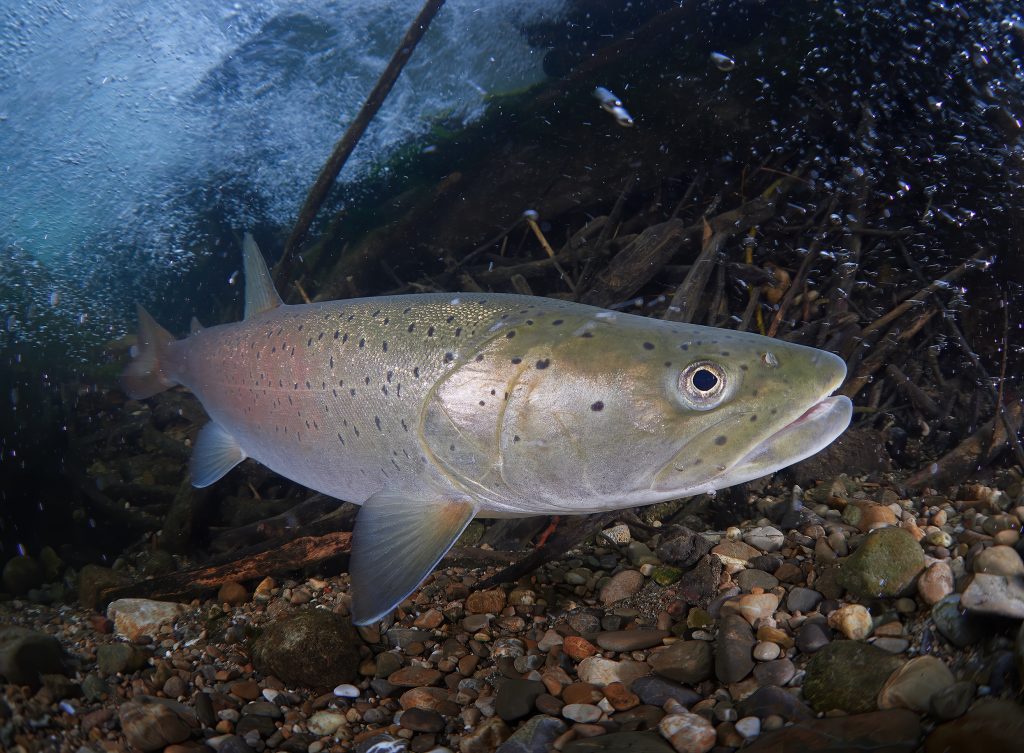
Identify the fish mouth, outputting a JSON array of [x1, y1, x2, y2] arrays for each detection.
[[726, 393, 853, 483]]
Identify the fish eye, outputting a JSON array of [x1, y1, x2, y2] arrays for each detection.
[[677, 360, 727, 410]]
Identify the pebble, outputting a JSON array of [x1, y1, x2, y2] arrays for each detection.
[[466, 589, 506, 614], [785, 586, 823, 614], [649, 640, 713, 684], [250, 608, 361, 687], [929, 680, 976, 720], [827, 603, 873, 640], [803, 641, 904, 713], [494, 678, 545, 721], [726, 592, 780, 625], [600, 524, 632, 544], [917, 561, 954, 605], [0, 627, 66, 687], [795, 619, 831, 654], [734, 569, 779, 591], [972, 545, 1024, 576], [838, 527, 925, 599], [658, 711, 716, 753], [217, 581, 249, 606], [307, 710, 347, 735], [595, 629, 667, 652], [734, 716, 761, 739], [496, 714, 566, 752], [119, 700, 194, 751], [753, 658, 796, 687], [630, 675, 701, 707], [562, 703, 602, 723], [960, 573, 1024, 619], [599, 570, 645, 605], [752, 640, 782, 661], [334, 683, 360, 698], [715, 613, 755, 683], [743, 526, 785, 552], [931, 594, 988, 647], [563, 635, 599, 660], [877, 655, 954, 712], [106, 598, 186, 641], [399, 707, 445, 733]]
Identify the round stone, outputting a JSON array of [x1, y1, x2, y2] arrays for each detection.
[[562, 703, 602, 723], [735, 716, 761, 739], [753, 641, 782, 661]]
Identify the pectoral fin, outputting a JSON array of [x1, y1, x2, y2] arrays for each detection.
[[191, 422, 247, 487], [350, 491, 476, 625]]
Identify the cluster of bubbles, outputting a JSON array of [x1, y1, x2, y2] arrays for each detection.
[[0, 0, 567, 357]]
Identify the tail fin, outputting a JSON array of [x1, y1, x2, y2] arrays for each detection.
[[121, 304, 177, 399]]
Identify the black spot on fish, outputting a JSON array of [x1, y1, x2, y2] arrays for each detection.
[[449, 443, 455, 451], [372, 309, 380, 318], [396, 384, 402, 397], [334, 330, 340, 339], [318, 332, 324, 340], [401, 419, 408, 431], [365, 376, 371, 385], [490, 389, 496, 395], [382, 385, 388, 396], [552, 319, 563, 325], [427, 326, 435, 337], [354, 426, 360, 437], [715, 435, 727, 445], [693, 458, 703, 465], [526, 319, 534, 325], [536, 359, 550, 369], [343, 333, 349, 343], [305, 380, 311, 389], [350, 389, 356, 396], [506, 330, 516, 339], [337, 433, 345, 446], [664, 361, 672, 367], [307, 337, 312, 347], [721, 351, 730, 356], [444, 352, 454, 363], [740, 364, 749, 371], [383, 317, 389, 325], [513, 435, 520, 442], [413, 367, 420, 378], [580, 332, 594, 338], [511, 357, 522, 365], [446, 315, 454, 323], [475, 354, 484, 362], [479, 400, 486, 406], [375, 417, 381, 431], [382, 341, 388, 353], [329, 356, 334, 368], [591, 401, 604, 411], [643, 342, 655, 350], [290, 346, 295, 356], [271, 346, 276, 353], [680, 343, 689, 350], [454, 327, 462, 337], [359, 338, 365, 348], [387, 370, 393, 382], [408, 323, 416, 333], [298, 324, 303, 331], [750, 414, 758, 421]]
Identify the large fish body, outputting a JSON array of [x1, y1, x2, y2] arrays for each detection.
[[123, 236, 852, 624]]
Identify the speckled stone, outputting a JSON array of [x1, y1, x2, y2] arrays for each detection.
[[803, 641, 904, 714]]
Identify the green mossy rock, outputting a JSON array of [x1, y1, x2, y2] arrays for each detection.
[[838, 527, 925, 599], [803, 641, 904, 714], [3, 556, 43, 595]]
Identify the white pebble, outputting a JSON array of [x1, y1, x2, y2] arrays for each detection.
[[333, 683, 360, 698], [262, 688, 280, 703], [753, 641, 782, 661], [735, 716, 762, 739], [308, 743, 324, 753]]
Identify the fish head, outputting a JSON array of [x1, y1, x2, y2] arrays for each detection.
[[492, 312, 851, 509]]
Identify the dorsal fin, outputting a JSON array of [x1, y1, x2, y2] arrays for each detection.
[[243, 232, 284, 319]]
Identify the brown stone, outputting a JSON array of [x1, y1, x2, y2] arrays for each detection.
[[562, 682, 602, 705], [413, 608, 445, 629], [563, 636, 599, 661], [602, 681, 640, 711], [217, 581, 248, 606], [458, 716, 510, 753], [743, 709, 920, 752], [228, 679, 261, 701], [389, 666, 443, 687], [400, 707, 445, 733], [925, 699, 1024, 753], [465, 589, 507, 614], [400, 687, 460, 716]]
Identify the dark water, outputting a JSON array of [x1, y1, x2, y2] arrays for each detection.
[[1, 0, 1022, 571]]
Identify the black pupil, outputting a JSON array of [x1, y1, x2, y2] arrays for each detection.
[[692, 368, 718, 392]]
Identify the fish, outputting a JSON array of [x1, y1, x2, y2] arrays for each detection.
[[593, 86, 634, 127], [122, 234, 852, 624]]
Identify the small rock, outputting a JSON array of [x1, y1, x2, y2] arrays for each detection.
[[107, 598, 187, 641], [925, 699, 1024, 753], [715, 613, 755, 683], [743, 526, 785, 553], [496, 714, 566, 753], [795, 620, 831, 653], [737, 686, 813, 722], [753, 658, 796, 687], [711, 540, 761, 567], [466, 589, 507, 614], [2, 555, 43, 595], [217, 581, 249, 606], [229, 680, 261, 701], [563, 703, 602, 723], [786, 587, 823, 614], [253, 576, 275, 601], [649, 640, 713, 684], [494, 678, 545, 721], [562, 731, 674, 752], [596, 629, 668, 652], [972, 545, 1024, 576], [250, 608, 362, 687], [753, 641, 782, 661], [399, 707, 445, 733], [577, 656, 649, 687], [334, 683, 360, 698], [413, 608, 445, 629], [0, 626, 65, 687], [725, 592, 780, 625], [735, 569, 780, 591], [563, 636, 599, 660], [742, 709, 920, 753], [307, 709, 347, 735], [631, 675, 701, 707], [803, 641, 904, 713], [119, 699, 195, 752], [399, 687, 460, 716], [77, 564, 132, 609], [917, 561, 954, 605], [828, 604, 873, 640], [459, 716, 510, 753], [931, 594, 988, 647], [658, 711, 716, 753], [838, 527, 924, 599], [600, 570, 645, 605], [601, 524, 632, 544], [877, 655, 955, 712], [735, 716, 761, 739], [389, 666, 443, 687], [96, 643, 149, 674], [657, 528, 713, 568], [929, 680, 975, 721], [961, 573, 1024, 619]]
